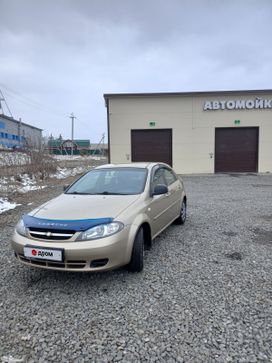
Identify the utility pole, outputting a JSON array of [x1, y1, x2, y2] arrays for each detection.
[[0, 98, 4, 114], [18, 117, 22, 147], [94, 133, 105, 156], [69, 113, 76, 156], [102, 133, 105, 156]]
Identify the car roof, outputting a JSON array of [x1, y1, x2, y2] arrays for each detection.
[[95, 162, 165, 170]]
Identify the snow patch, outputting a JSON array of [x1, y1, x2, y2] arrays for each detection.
[[0, 152, 30, 166], [18, 174, 46, 193], [52, 166, 86, 179], [0, 174, 46, 194], [53, 155, 106, 161], [1, 355, 24, 363], [0, 198, 20, 214]]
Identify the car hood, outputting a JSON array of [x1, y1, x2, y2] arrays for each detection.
[[29, 193, 141, 220]]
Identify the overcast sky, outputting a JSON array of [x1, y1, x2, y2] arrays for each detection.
[[0, 0, 271, 142]]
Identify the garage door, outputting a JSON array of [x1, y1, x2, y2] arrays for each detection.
[[215, 127, 259, 173], [131, 129, 172, 166]]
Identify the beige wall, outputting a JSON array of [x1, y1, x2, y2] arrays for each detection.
[[108, 92, 272, 174]]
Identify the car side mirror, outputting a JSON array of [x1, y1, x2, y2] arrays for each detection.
[[63, 185, 70, 192], [152, 184, 168, 196]]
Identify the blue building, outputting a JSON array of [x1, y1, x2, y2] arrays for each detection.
[[0, 114, 42, 149]]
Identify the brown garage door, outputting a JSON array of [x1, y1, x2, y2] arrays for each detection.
[[131, 129, 172, 166], [215, 127, 259, 173]]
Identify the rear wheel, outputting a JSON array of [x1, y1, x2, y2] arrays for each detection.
[[127, 227, 144, 272], [174, 199, 186, 225]]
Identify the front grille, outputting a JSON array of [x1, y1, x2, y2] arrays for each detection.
[[28, 227, 75, 240], [18, 254, 87, 269]]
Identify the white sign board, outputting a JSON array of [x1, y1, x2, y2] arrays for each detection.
[[203, 98, 272, 111]]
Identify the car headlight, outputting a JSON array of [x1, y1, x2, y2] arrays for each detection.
[[77, 222, 124, 241], [16, 218, 27, 237]]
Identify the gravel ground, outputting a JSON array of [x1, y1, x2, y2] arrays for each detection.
[[0, 174, 271, 362]]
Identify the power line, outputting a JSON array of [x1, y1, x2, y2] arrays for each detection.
[[2, 88, 44, 110], [0, 89, 13, 117], [0, 83, 97, 130], [0, 82, 67, 118], [0, 83, 44, 108], [0, 83, 99, 139]]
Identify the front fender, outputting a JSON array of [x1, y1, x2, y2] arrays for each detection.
[[124, 213, 152, 263]]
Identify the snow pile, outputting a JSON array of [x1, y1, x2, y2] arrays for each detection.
[[53, 166, 86, 179], [53, 155, 82, 161], [0, 174, 46, 194], [0, 197, 20, 214], [53, 155, 106, 161], [0, 177, 15, 193], [90, 156, 107, 161], [0, 166, 86, 195], [0, 152, 30, 166], [0, 177, 10, 185], [0, 167, 85, 194], [1, 355, 24, 362], [18, 174, 46, 193]]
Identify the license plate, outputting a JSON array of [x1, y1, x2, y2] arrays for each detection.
[[24, 245, 64, 262]]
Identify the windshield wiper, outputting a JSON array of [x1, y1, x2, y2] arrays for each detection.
[[67, 191, 91, 195], [96, 191, 130, 195], [67, 191, 131, 195]]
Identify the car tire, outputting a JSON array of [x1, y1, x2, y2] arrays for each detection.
[[127, 227, 144, 273], [174, 199, 186, 225]]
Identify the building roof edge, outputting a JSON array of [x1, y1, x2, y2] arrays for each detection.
[[0, 114, 43, 131], [103, 89, 272, 100]]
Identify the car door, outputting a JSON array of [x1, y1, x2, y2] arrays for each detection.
[[162, 167, 182, 221], [148, 166, 173, 237]]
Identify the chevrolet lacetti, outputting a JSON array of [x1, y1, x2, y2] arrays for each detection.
[[11, 163, 187, 272]]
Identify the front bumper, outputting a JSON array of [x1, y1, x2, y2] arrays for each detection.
[[11, 226, 133, 272]]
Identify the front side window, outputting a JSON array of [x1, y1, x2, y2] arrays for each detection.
[[152, 168, 166, 187], [163, 168, 177, 186], [66, 168, 147, 195]]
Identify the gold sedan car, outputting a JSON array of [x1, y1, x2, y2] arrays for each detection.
[[11, 163, 186, 272]]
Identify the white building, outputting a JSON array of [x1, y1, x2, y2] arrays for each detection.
[[0, 114, 42, 149], [104, 90, 272, 174]]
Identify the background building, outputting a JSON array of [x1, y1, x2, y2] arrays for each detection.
[[48, 138, 108, 156], [104, 89, 272, 174], [48, 139, 91, 155], [0, 114, 42, 149]]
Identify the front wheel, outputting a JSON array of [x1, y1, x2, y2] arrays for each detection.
[[174, 199, 187, 225], [127, 227, 144, 272]]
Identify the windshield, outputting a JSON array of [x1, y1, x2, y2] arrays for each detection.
[[66, 167, 148, 195]]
